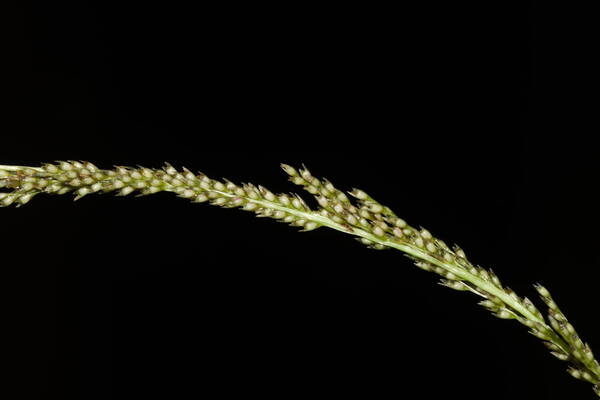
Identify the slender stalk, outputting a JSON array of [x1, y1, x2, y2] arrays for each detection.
[[198, 186, 549, 325], [0, 165, 43, 172], [184, 184, 572, 357], [1, 161, 599, 396]]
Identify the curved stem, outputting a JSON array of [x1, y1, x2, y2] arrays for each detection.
[[200, 187, 556, 333]]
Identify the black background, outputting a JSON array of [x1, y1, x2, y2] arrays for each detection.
[[5, 1, 600, 399]]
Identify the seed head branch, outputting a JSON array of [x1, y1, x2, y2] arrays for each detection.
[[1, 161, 599, 396]]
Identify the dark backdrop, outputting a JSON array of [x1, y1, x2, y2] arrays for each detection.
[[6, 1, 600, 399]]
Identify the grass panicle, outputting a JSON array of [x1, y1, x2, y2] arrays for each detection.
[[2, 161, 599, 396]]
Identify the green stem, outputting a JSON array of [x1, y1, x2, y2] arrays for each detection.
[[0, 165, 43, 172], [237, 191, 573, 356], [202, 188, 552, 328]]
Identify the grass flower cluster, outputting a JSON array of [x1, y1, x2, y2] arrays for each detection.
[[2, 161, 599, 397]]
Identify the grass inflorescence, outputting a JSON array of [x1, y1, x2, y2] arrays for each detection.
[[2, 161, 599, 397]]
